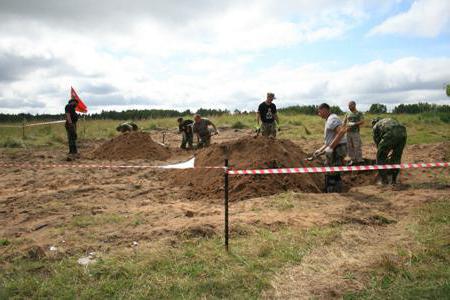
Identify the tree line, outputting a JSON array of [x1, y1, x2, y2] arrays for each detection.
[[1, 102, 449, 123]]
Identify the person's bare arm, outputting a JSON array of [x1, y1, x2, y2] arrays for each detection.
[[328, 125, 346, 149], [211, 122, 218, 134], [256, 112, 261, 126]]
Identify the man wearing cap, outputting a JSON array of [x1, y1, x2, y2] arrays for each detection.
[[344, 100, 365, 165], [372, 117, 407, 185], [65, 97, 79, 158], [192, 114, 218, 148], [314, 103, 347, 192], [177, 117, 194, 149], [257, 92, 279, 138]]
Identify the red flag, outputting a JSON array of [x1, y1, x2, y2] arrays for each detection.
[[70, 87, 88, 113]]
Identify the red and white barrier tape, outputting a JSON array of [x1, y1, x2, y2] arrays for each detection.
[[226, 162, 450, 175], [0, 163, 224, 170], [0, 161, 448, 173]]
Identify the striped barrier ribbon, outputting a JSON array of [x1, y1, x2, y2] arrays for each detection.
[[0, 161, 448, 173], [226, 162, 450, 175]]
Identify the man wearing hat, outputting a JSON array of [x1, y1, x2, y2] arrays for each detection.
[[257, 92, 279, 138], [372, 117, 407, 185], [65, 97, 79, 158]]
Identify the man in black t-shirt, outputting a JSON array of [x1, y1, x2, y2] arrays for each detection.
[[177, 117, 194, 149], [65, 98, 79, 158], [256, 92, 279, 138]]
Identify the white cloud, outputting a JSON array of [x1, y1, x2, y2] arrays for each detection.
[[0, 1, 449, 114], [369, 0, 450, 37], [2, 55, 449, 113]]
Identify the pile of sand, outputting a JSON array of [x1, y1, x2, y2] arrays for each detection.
[[173, 137, 324, 201], [91, 132, 171, 161]]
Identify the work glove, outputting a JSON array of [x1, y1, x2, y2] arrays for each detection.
[[313, 149, 322, 158], [325, 146, 333, 155], [347, 122, 356, 127]]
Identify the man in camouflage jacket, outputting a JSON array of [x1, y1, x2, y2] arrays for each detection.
[[372, 117, 407, 185]]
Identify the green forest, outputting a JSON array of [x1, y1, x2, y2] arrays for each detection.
[[0, 102, 449, 123]]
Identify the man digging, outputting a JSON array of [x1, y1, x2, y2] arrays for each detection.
[[372, 117, 407, 185], [177, 117, 194, 150], [116, 122, 138, 133], [314, 103, 347, 193], [192, 114, 218, 148]]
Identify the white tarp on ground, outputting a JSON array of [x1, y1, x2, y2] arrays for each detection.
[[160, 157, 195, 169]]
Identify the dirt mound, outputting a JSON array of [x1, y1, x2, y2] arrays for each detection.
[[91, 132, 171, 161], [173, 137, 324, 201]]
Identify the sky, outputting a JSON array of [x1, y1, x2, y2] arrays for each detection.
[[0, 0, 449, 114]]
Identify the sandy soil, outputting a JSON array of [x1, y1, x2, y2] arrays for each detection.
[[0, 129, 448, 298]]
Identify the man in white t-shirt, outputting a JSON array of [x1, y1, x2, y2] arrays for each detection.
[[314, 103, 347, 192]]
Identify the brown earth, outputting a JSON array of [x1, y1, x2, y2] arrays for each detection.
[[90, 131, 171, 161], [172, 136, 324, 201], [0, 130, 449, 298]]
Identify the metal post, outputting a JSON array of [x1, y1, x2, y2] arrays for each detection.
[[162, 132, 166, 144], [83, 115, 86, 138], [224, 159, 229, 251], [22, 119, 26, 139]]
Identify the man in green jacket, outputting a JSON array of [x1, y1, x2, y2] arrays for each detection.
[[372, 117, 407, 185]]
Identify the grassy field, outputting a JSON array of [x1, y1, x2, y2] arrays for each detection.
[[0, 112, 449, 148], [344, 199, 450, 299], [1, 194, 449, 299]]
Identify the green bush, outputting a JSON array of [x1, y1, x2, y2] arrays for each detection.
[[2, 137, 26, 148], [439, 113, 450, 124], [231, 121, 248, 129], [0, 239, 10, 246]]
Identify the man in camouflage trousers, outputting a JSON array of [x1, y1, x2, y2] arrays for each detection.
[[344, 101, 365, 165], [177, 117, 194, 149], [372, 117, 407, 185], [257, 92, 279, 138], [192, 114, 218, 148]]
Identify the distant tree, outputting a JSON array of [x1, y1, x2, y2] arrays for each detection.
[[446, 84, 450, 97], [330, 105, 344, 115], [368, 103, 387, 114], [393, 102, 450, 114]]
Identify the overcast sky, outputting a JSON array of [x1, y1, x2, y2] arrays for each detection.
[[0, 0, 449, 114]]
